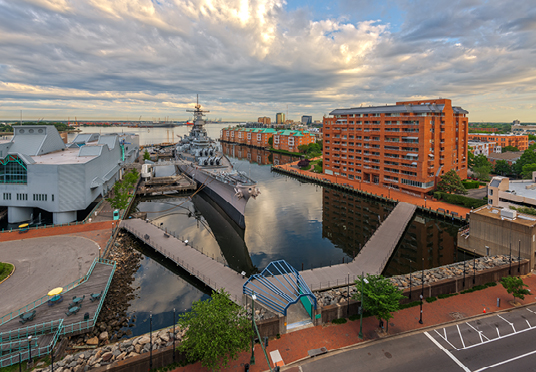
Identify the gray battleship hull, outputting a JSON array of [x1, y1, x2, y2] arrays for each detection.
[[178, 163, 248, 228]]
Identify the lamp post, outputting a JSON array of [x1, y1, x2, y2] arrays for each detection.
[[424, 196, 427, 208], [409, 259, 412, 300], [473, 250, 476, 285], [419, 258, 424, 325], [359, 272, 364, 339], [173, 308, 176, 364], [19, 352, 21, 372], [250, 293, 257, 366], [149, 312, 153, 370], [519, 240, 521, 273], [463, 250, 466, 289], [509, 243, 512, 275], [28, 335, 32, 367], [98, 246, 101, 260], [347, 272, 350, 316]]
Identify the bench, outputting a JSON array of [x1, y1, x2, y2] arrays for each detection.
[[307, 347, 328, 358]]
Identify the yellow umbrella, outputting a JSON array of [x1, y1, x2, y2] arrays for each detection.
[[18, 223, 29, 229], [48, 287, 63, 297]]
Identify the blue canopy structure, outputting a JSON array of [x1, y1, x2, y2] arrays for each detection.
[[243, 260, 317, 316]]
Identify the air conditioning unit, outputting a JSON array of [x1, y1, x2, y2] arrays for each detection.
[[501, 209, 517, 219]]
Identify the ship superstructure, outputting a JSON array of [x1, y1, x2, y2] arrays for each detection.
[[175, 97, 260, 228]]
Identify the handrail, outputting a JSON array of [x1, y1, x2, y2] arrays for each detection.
[[0, 258, 100, 327]]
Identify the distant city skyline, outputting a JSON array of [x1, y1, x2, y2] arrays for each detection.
[[0, 0, 535, 122]]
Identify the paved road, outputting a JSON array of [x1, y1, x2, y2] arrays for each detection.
[[300, 305, 536, 372], [0, 236, 99, 316]]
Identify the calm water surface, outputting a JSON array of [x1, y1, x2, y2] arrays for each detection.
[[72, 126, 464, 337]]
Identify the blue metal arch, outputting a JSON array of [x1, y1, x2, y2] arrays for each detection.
[[243, 260, 317, 316]]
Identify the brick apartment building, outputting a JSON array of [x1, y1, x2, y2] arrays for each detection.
[[221, 127, 315, 152], [322, 98, 468, 196], [273, 130, 315, 152], [468, 134, 528, 151]]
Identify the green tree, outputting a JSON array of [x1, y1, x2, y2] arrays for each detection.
[[298, 144, 309, 153], [473, 165, 492, 181], [521, 164, 536, 179], [177, 289, 252, 370], [502, 145, 520, 153], [494, 160, 511, 176], [436, 169, 467, 194], [352, 274, 404, 332], [107, 169, 139, 210], [268, 136, 273, 147], [471, 154, 492, 170], [514, 144, 536, 175], [528, 134, 536, 141], [501, 276, 530, 304], [468, 151, 475, 168], [143, 149, 151, 160]]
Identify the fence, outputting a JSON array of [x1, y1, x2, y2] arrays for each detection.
[[0, 319, 63, 367], [122, 224, 242, 305]]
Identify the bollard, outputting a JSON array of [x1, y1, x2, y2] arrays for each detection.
[[244, 363, 250, 372], [497, 298, 500, 307]]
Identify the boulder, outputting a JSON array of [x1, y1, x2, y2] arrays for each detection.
[[99, 331, 109, 341], [138, 335, 150, 345], [101, 352, 113, 362]]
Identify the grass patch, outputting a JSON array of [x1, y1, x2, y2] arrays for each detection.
[[0, 262, 14, 283], [269, 148, 302, 157], [332, 318, 347, 324], [425, 296, 438, 303]]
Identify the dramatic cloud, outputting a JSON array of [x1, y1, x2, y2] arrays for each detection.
[[0, 0, 534, 121]]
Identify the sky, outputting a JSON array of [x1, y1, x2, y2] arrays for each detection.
[[0, 0, 535, 122]]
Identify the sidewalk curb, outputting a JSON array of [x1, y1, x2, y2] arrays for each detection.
[[277, 299, 536, 371], [0, 262, 15, 286]]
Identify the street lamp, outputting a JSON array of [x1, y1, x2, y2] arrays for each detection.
[[518, 240, 521, 273], [173, 308, 176, 364], [28, 335, 32, 366], [149, 312, 153, 370], [409, 259, 412, 300], [463, 250, 466, 289], [359, 272, 366, 339], [347, 272, 350, 316], [419, 258, 424, 325], [509, 243, 512, 275], [250, 293, 257, 366], [98, 246, 101, 260], [424, 196, 427, 208], [473, 250, 476, 285]]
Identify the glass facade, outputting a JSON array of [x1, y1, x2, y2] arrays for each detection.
[[0, 156, 27, 184]]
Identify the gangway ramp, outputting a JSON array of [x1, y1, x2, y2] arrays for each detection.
[[299, 202, 416, 291]]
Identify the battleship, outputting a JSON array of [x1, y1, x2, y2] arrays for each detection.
[[175, 97, 260, 228]]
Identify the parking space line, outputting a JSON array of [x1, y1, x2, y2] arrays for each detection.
[[434, 328, 459, 350], [456, 324, 466, 349], [498, 314, 516, 332], [424, 332, 471, 372], [466, 322, 489, 343], [526, 319, 531, 328], [496, 325, 500, 338], [463, 322, 536, 350], [473, 348, 536, 372]]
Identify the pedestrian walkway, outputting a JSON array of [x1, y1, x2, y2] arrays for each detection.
[[172, 274, 536, 372], [300, 202, 416, 291], [273, 161, 471, 218], [0, 221, 115, 242]]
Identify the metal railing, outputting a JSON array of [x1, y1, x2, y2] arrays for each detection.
[[0, 259, 99, 326], [0, 319, 63, 367]]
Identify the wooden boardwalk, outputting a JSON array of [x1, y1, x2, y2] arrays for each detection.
[[121, 219, 246, 305], [300, 202, 417, 291], [0, 263, 114, 335]]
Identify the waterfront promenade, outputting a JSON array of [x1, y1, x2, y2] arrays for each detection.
[[273, 161, 472, 218]]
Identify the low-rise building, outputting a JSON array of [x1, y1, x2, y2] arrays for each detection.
[[468, 141, 497, 156], [0, 125, 139, 224], [468, 133, 528, 151], [486, 151, 522, 166], [487, 175, 536, 209], [458, 205, 536, 265]]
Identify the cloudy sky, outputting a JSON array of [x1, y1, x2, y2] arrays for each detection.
[[0, 0, 535, 122]]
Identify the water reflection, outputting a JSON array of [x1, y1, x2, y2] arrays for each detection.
[[221, 142, 297, 166]]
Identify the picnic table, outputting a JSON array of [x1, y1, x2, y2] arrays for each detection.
[[48, 294, 63, 306], [19, 310, 36, 324], [66, 306, 81, 316]]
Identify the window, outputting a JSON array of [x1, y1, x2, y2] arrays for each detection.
[[0, 155, 27, 184]]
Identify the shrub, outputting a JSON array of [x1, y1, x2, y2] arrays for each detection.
[[434, 192, 487, 209], [462, 180, 480, 189], [399, 301, 421, 310], [438, 293, 458, 299], [425, 296, 438, 303], [332, 318, 348, 324], [485, 282, 497, 287], [297, 159, 310, 168]]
